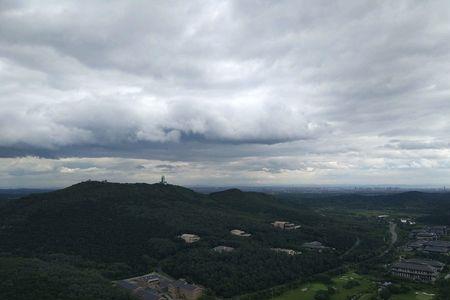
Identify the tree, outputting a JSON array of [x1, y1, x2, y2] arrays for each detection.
[[314, 290, 330, 300], [379, 287, 391, 300], [343, 280, 360, 289]]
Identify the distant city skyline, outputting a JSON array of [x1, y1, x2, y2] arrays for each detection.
[[1, 1, 450, 188]]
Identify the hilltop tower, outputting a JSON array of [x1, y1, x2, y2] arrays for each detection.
[[160, 175, 168, 185]]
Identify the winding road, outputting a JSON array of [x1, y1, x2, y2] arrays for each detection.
[[389, 222, 398, 245], [380, 221, 397, 256], [340, 237, 361, 258], [339, 221, 397, 259]]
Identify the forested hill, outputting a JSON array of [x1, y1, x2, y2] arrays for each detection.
[[0, 181, 385, 298], [0, 180, 329, 262]]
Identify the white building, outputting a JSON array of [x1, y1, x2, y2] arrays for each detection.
[[180, 234, 200, 243], [230, 229, 251, 237], [272, 221, 301, 230], [213, 246, 235, 253]]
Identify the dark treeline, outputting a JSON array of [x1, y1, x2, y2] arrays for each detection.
[[279, 191, 450, 210], [280, 191, 450, 225], [0, 256, 133, 300]]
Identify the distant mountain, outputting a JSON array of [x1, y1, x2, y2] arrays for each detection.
[[282, 190, 450, 209], [281, 190, 450, 226]]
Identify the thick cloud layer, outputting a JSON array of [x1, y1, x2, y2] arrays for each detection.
[[1, 1, 449, 187]]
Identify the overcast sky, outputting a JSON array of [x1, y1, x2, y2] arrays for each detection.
[[1, 1, 450, 188]]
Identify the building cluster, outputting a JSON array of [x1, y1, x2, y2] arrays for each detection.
[[405, 225, 449, 254], [391, 259, 445, 282], [272, 221, 301, 230], [117, 272, 203, 300], [400, 218, 416, 225], [409, 226, 448, 240], [177, 219, 324, 260]]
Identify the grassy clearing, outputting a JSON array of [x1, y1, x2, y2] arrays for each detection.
[[331, 272, 374, 300], [271, 282, 327, 300], [391, 291, 435, 300], [271, 272, 435, 300], [347, 209, 425, 219], [272, 272, 375, 300]]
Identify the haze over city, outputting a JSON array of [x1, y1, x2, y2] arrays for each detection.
[[1, 1, 450, 188]]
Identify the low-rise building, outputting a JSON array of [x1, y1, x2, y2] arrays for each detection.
[[391, 259, 444, 282], [230, 229, 251, 237], [180, 233, 200, 243], [406, 259, 445, 271], [416, 232, 438, 241], [400, 218, 416, 225], [272, 221, 301, 230], [301, 241, 329, 252], [404, 240, 427, 251], [117, 280, 164, 300], [169, 279, 204, 300], [428, 226, 448, 237], [423, 240, 450, 254], [405, 240, 450, 254], [117, 272, 204, 300], [409, 226, 447, 240], [213, 245, 234, 253], [271, 248, 300, 256]]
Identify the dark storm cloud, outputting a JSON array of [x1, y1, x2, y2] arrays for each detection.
[[1, 1, 450, 186]]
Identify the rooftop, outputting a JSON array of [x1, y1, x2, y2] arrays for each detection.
[[172, 280, 201, 291], [117, 272, 203, 299], [116, 281, 162, 300], [302, 241, 327, 249], [424, 246, 449, 253], [392, 262, 436, 273], [213, 245, 234, 252], [392, 258, 445, 273], [405, 258, 445, 268], [428, 240, 450, 247]]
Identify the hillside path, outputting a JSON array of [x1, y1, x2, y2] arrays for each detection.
[[339, 237, 361, 258], [379, 222, 397, 257]]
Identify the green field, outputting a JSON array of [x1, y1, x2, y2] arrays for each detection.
[[272, 282, 327, 300], [391, 291, 435, 300], [272, 272, 375, 300], [271, 272, 435, 300]]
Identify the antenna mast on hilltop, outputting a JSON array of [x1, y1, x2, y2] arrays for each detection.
[[160, 175, 168, 185]]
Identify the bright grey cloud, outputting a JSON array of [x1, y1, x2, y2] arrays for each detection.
[[0, 0, 450, 187]]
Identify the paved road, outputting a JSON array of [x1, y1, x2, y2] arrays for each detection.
[[389, 222, 398, 245], [380, 222, 397, 256]]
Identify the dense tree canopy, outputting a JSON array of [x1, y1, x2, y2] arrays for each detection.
[[0, 256, 134, 300]]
